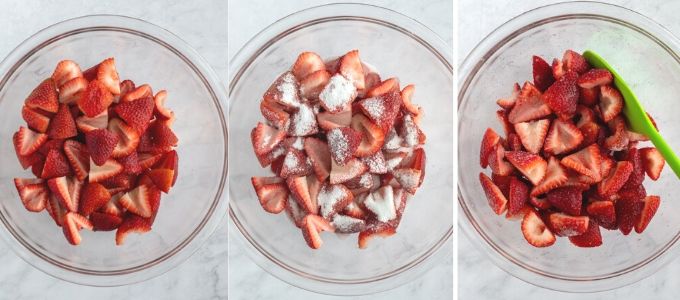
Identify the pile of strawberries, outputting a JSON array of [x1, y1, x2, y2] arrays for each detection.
[[250, 50, 426, 249], [12, 58, 178, 246], [479, 50, 665, 248]]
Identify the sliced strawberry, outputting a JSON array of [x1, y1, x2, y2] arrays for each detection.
[[552, 58, 565, 79], [45, 193, 67, 226], [114, 96, 154, 133], [90, 212, 123, 231], [640, 147, 664, 180], [108, 118, 141, 158], [263, 71, 302, 109], [47, 176, 82, 212], [301, 214, 335, 249], [616, 196, 643, 235], [118, 79, 136, 100], [533, 56, 555, 92], [95, 58, 120, 95], [496, 110, 514, 137], [577, 68, 613, 89], [327, 127, 361, 165], [22, 106, 51, 133], [118, 185, 153, 217], [521, 209, 556, 247], [41, 149, 72, 179], [251, 176, 289, 214], [317, 183, 354, 220], [507, 177, 529, 217], [366, 77, 400, 98], [51, 60, 82, 87], [25, 78, 59, 113], [579, 86, 599, 106], [138, 153, 163, 170], [532, 156, 568, 196], [508, 82, 552, 124], [62, 140, 89, 181], [62, 212, 93, 245], [144, 168, 173, 193], [338, 50, 365, 89], [59, 76, 88, 104], [357, 91, 401, 132], [561, 144, 603, 182], [562, 50, 590, 74], [152, 90, 174, 120], [488, 144, 515, 176], [14, 126, 48, 156], [100, 193, 124, 217], [597, 161, 633, 197], [363, 71, 382, 94], [400, 84, 420, 115], [480, 128, 501, 169], [491, 174, 512, 198], [364, 185, 397, 222], [13, 178, 48, 212], [302, 137, 331, 182], [623, 147, 646, 186], [548, 213, 589, 237], [604, 116, 629, 151], [85, 128, 118, 166], [599, 85, 623, 122], [546, 186, 583, 216], [350, 113, 385, 157], [89, 158, 124, 183], [47, 104, 77, 139], [261, 98, 290, 130], [569, 220, 602, 247], [285, 194, 308, 227], [358, 221, 396, 249], [78, 80, 113, 117], [250, 122, 286, 157], [115, 214, 152, 245], [292, 51, 326, 81], [279, 148, 312, 179], [529, 195, 552, 210], [392, 168, 421, 194], [586, 200, 617, 229], [116, 152, 142, 176], [330, 158, 367, 184], [298, 69, 331, 100], [37, 139, 65, 156], [287, 175, 319, 214], [543, 119, 584, 155], [361, 150, 388, 174], [317, 109, 352, 130], [479, 173, 509, 215], [635, 195, 660, 233], [505, 151, 547, 185], [78, 182, 111, 216], [513, 119, 549, 154], [331, 214, 366, 234], [542, 71, 579, 120], [121, 84, 152, 102], [76, 110, 109, 133], [496, 82, 521, 109], [318, 74, 357, 113]]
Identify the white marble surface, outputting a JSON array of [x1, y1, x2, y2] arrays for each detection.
[[458, 0, 680, 299], [0, 0, 228, 299], [228, 1, 453, 300]]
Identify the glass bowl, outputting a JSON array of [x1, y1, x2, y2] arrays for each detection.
[[459, 1, 680, 293], [229, 3, 453, 296], [0, 15, 229, 286]]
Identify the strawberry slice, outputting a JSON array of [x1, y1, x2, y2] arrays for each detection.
[[338, 50, 366, 89], [285, 193, 308, 228], [569, 220, 602, 247], [635, 195, 661, 233], [287, 175, 320, 214], [327, 127, 361, 165], [76, 110, 109, 133], [113, 97, 154, 133], [529, 195, 552, 210], [13, 178, 49, 212], [279, 148, 312, 179], [532, 56, 555, 92], [251, 122, 286, 156], [317, 109, 352, 130], [89, 158, 124, 183], [363, 72, 382, 94], [155, 150, 178, 185], [38, 139, 65, 156], [560, 144, 603, 182], [640, 147, 664, 180], [45, 193, 67, 226], [330, 158, 367, 184], [586, 200, 617, 229], [496, 110, 514, 137], [531, 156, 568, 196], [292, 51, 326, 81], [301, 214, 335, 249], [121, 84, 152, 102], [364, 185, 397, 222], [13, 126, 48, 156], [616, 196, 643, 235], [304, 137, 332, 182], [264, 71, 302, 109], [358, 221, 396, 249], [513, 119, 549, 154], [579, 86, 599, 106], [599, 85, 623, 122], [90, 212, 123, 231], [138, 153, 163, 170], [47, 104, 77, 139], [251, 176, 289, 214], [542, 71, 579, 120], [548, 213, 589, 237], [623, 147, 645, 186], [153, 90, 174, 120], [95, 58, 120, 95], [399, 114, 423, 147], [546, 186, 583, 216], [146, 169, 174, 193], [507, 177, 529, 218], [78, 182, 111, 216], [118, 152, 143, 176], [25, 78, 59, 113], [521, 209, 556, 247], [317, 183, 354, 220], [400, 84, 420, 115], [543, 119, 584, 155], [357, 91, 401, 132], [115, 214, 152, 245], [350, 113, 385, 157], [288, 103, 320, 137], [491, 174, 512, 198], [299, 69, 331, 100], [366, 77, 400, 98], [108, 118, 141, 158], [603, 116, 629, 151], [59, 77, 88, 104], [62, 212, 93, 245], [505, 151, 547, 185], [85, 128, 118, 165], [22, 106, 50, 133], [118, 185, 154, 218], [47, 176, 82, 212], [577, 68, 613, 89], [319, 74, 357, 113], [331, 214, 366, 234], [392, 168, 422, 194], [597, 161, 633, 197], [552, 58, 565, 79], [488, 144, 515, 176], [479, 173, 508, 215], [480, 128, 501, 168], [51, 60, 82, 87], [78, 80, 113, 117], [496, 83, 521, 109], [41, 149, 72, 179], [508, 82, 552, 123], [361, 150, 388, 174], [260, 98, 290, 129], [562, 50, 590, 74]]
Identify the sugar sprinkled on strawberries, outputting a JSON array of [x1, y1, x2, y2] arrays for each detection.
[[319, 74, 356, 113], [361, 97, 385, 121], [277, 72, 301, 108], [318, 184, 347, 219], [289, 104, 317, 136], [364, 185, 397, 222]]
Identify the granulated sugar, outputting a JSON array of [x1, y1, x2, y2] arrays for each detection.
[[318, 184, 348, 219], [327, 128, 349, 164], [361, 151, 388, 174], [393, 169, 418, 189], [276, 72, 301, 108], [283, 150, 299, 170], [290, 104, 317, 136], [402, 114, 418, 147], [319, 74, 356, 112], [383, 128, 403, 150], [291, 137, 304, 150], [360, 97, 385, 122], [364, 186, 396, 222], [331, 214, 365, 233]]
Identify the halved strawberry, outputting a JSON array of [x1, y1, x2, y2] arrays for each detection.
[[78, 182, 111, 216], [63, 140, 89, 181], [297, 69, 330, 102], [90, 212, 123, 231], [14, 126, 48, 156], [533, 56, 555, 92], [507, 177, 529, 217], [113, 97, 154, 133], [616, 196, 643, 235], [505, 151, 547, 185], [330, 158, 367, 184], [357, 91, 401, 132], [640, 147, 664, 180], [392, 168, 422, 194], [13, 178, 48, 212], [508, 82, 552, 123], [250, 122, 286, 157], [366, 77, 399, 98], [542, 71, 579, 120], [118, 185, 153, 218], [317, 183, 354, 220], [251, 176, 289, 214], [338, 50, 365, 89], [22, 106, 50, 133], [543, 119, 583, 155], [513, 119, 549, 154], [279, 148, 312, 179], [317, 109, 352, 130], [400, 84, 420, 115], [292, 51, 325, 81], [76, 110, 109, 133], [263, 71, 302, 109], [89, 158, 124, 183], [41, 149, 72, 179], [108, 118, 141, 158], [635, 195, 660, 233], [597, 161, 633, 197], [301, 214, 335, 249], [78, 80, 113, 117], [259, 100, 289, 131], [327, 127, 361, 165], [47, 104, 77, 139], [561, 144, 603, 182], [350, 113, 385, 157], [287, 175, 319, 214], [548, 213, 589, 236], [121, 84, 152, 102], [521, 209, 556, 247], [586, 200, 617, 229], [562, 50, 590, 74], [546, 186, 583, 216], [115, 214, 152, 245], [599, 85, 623, 122], [62, 212, 92, 245], [480, 128, 501, 168], [318, 74, 357, 113], [85, 128, 118, 166], [95, 58, 120, 95], [47, 176, 82, 212], [569, 220, 602, 247], [532, 156, 568, 196], [577, 68, 613, 89], [145, 168, 173, 193], [26, 79, 59, 114], [303, 137, 332, 182], [51, 60, 82, 87], [488, 144, 515, 176], [479, 173, 508, 215], [59, 76, 88, 104]]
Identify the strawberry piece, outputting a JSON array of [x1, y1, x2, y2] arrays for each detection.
[[560, 144, 602, 182], [299, 69, 331, 100], [358, 221, 396, 249], [364, 185, 397, 222], [521, 209, 556, 247], [616, 196, 643, 235], [25, 78, 59, 113], [350, 113, 385, 157], [529, 195, 552, 210], [569, 220, 602, 247], [579, 86, 599, 107], [624, 147, 646, 186], [361, 150, 388, 174], [357, 91, 401, 132], [508, 82, 552, 123], [260, 98, 290, 129], [13, 178, 49, 212], [90, 212, 123, 231], [513, 119, 549, 154], [562, 50, 590, 74], [89, 158, 124, 183], [115, 214, 152, 245], [121, 84, 153, 102], [317, 109, 352, 130], [95, 58, 120, 95], [101, 193, 125, 217], [507, 177, 529, 218], [542, 71, 579, 120], [113, 97, 154, 133], [330, 158, 367, 184], [532, 56, 555, 92], [47, 176, 82, 212], [155, 150, 178, 183], [251, 176, 289, 214], [578, 121, 601, 146], [479, 173, 508, 215], [63, 140, 90, 181], [78, 80, 113, 117], [301, 214, 335, 249], [108, 118, 141, 158], [480, 128, 501, 168], [138, 153, 163, 170], [577, 68, 613, 89], [51, 60, 82, 87], [76, 110, 109, 133], [59, 77, 88, 104], [548, 213, 589, 236], [264, 72, 302, 109], [552, 58, 565, 79], [488, 144, 515, 176], [292, 51, 326, 81], [586, 200, 617, 229], [45, 193, 67, 226], [640, 147, 664, 180], [118, 152, 143, 175], [366, 78, 400, 98], [531, 156, 568, 196], [119, 185, 154, 217], [546, 186, 583, 216], [85, 128, 118, 166], [338, 50, 366, 89], [62, 212, 93, 245], [491, 174, 512, 197], [543, 119, 583, 155], [47, 104, 77, 139], [147, 169, 174, 193], [38, 139, 65, 157], [22, 106, 50, 133], [13, 126, 48, 156], [327, 127, 361, 165], [496, 83, 521, 109], [599, 85, 623, 122], [398, 114, 423, 147], [319, 74, 357, 113], [635, 195, 661, 233], [118, 80, 136, 101], [604, 116, 629, 151], [285, 193, 308, 228], [496, 110, 514, 137], [331, 214, 366, 234], [392, 168, 422, 194], [597, 161, 632, 197], [78, 182, 111, 216], [153, 90, 174, 120], [317, 183, 354, 220], [304, 137, 332, 182], [287, 175, 320, 214], [505, 151, 547, 185], [41, 149, 72, 179], [363, 72, 382, 93], [279, 148, 312, 179], [251, 122, 286, 156], [400, 84, 420, 115]]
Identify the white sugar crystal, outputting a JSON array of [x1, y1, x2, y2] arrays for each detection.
[[361, 151, 388, 174], [283, 151, 299, 169], [318, 184, 348, 220], [361, 97, 385, 121], [364, 186, 396, 222], [327, 128, 349, 163], [290, 104, 317, 136], [402, 114, 418, 147], [383, 127, 403, 150], [319, 74, 356, 112], [394, 169, 418, 189], [291, 137, 304, 150], [277, 72, 301, 108], [332, 214, 365, 233]]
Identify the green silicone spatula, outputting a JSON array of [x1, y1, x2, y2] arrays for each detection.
[[583, 50, 680, 179]]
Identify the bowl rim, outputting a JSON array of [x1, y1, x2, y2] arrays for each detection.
[[458, 0, 680, 293], [228, 2, 453, 296], [0, 14, 230, 286]]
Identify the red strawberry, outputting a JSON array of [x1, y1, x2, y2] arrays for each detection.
[[89, 158, 124, 183], [285, 193, 308, 228], [562, 50, 590, 74], [543, 119, 584, 155], [546, 186, 583, 216], [640, 147, 664, 180], [45, 193, 67, 226], [62, 212, 93, 245], [635, 195, 660, 233], [13, 178, 49, 212], [496, 83, 521, 109], [508, 82, 552, 123], [303, 137, 332, 182], [138, 153, 163, 170], [47, 104, 77, 139], [292, 51, 326, 81], [616, 196, 643, 235], [78, 182, 111, 216], [569, 220, 602, 247], [623, 147, 646, 186], [47, 176, 82, 212], [330, 158, 367, 184], [496, 110, 514, 137], [122, 84, 153, 102], [25, 78, 59, 113], [301, 214, 335, 249], [361, 150, 388, 175], [115, 214, 152, 245], [327, 127, 361, 165], [299, 69, 331, 100], [479, 173, 508, 215], [350, 113, 385, 157], [316, 183, 354, 220], [287, 175, 320, 214], [491, 174, 512, 197], [577, 69, 613, 88], [560, 144, 603, 182], [108, 118, 141, 158], [579, 86, 599, 106], [552, 58, 565, 79], [392, 168, 422, 194], [22, 106, 50, 133], [532, 56, 555, 92], [118, 79, 136, 99], [513, 119, 549, 154], [63, 140, 90, 181], [505, 151, 547, 185], [113, 97, 154, 133], [548, 213, 589, 236], [317, 109, 352, 130], [400, 84, 420, 115], [260, 99, 290, 129], [41, 149, 72, 179], [542, 71, 579, 120], [529, 195, 552, 210], [488, 144, 515, 176], [96, 58, 121, 95], [363, 72, 382, 93], [85, 128, 118, 165], [620, 182, 648, 202], [365, 77, 399, 98], [118, 185, 154, 218], [76, 110, 109, 133], [357, 91, 401, 132], [479, 128, 501, 168], [599, 85, 623, 122], [507, 177, 529, 218], [59, 77, 88, 104], [90, 212, 123, 231], [13, 126, 48, 156], [338, 50, 365, 89], [251, 122, 286, 156], [264, 71, 302, 109], [531, 156, 568, 196], [251, 176, 289, 214], [153, 90, 174, 120], [578, 121, 601, 146], [586, 200, 617, 229], [78, 80, 113, 117], [37, 139, 65, 157], [51, 60, 82, 87], [597, 161, 633, 197], [604, 116, 629, 151], [521, 209, 556, 247], [279, 148, 312, 179], [146, 169, 174, 193], [357, 221, 396, 249], [118, 152, 142, 175]]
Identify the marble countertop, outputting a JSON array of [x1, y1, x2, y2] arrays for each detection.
[[0, 0, 228, 299], [228, 1, 453, 300], [459, 0, 680, 299]]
